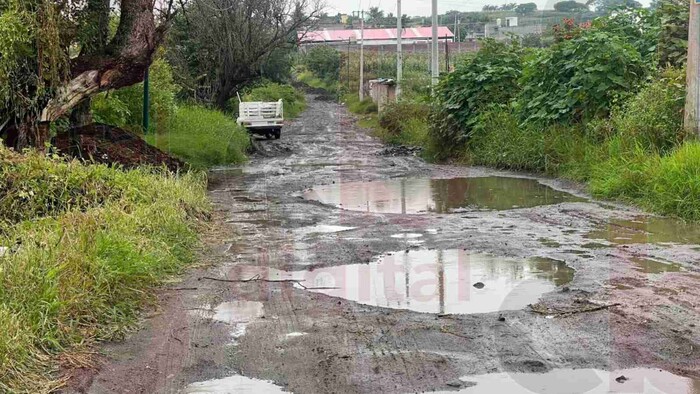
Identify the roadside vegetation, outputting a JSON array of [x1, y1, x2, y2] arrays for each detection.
[[298, 1, 699, 221], [0, 146, 209, 392], [0, 0, 315, 391]]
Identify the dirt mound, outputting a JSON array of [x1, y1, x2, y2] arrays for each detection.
[[54, 123, 185, 172]]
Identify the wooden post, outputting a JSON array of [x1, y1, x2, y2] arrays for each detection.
[[685, 0, 700, 134]]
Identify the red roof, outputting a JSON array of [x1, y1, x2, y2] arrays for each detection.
[[298, 27, 454, 43]]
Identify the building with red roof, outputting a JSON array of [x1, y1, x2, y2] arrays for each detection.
[[298, 26, 454, 47]]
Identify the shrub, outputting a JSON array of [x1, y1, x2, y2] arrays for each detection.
[[243, 82, 306, 119], [92, 57, 178, 133], [147, 105, 250, 169], [612, 67, 687, 153], [304, 46, 341, 82], [518, 31, 646, 124], [430, 39, 523, 158]]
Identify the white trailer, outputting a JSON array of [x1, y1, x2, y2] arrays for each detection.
[[236, 97, 284, 139]]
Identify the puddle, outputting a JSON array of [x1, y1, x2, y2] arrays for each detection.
[[455, 368, 700, 393], [303, 176, 585, 214], [587, 216, 700, 245], [185, 375, 286, 393], [211, 301, 264, 342], [629, 257, 683, 274], [390, 233, 423, 239], [275, 250, 574, 314], [297, 224, 356, 235]]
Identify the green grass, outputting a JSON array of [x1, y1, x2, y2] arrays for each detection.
[[0, 146, 210, 392], [147, 105, 250, 169]]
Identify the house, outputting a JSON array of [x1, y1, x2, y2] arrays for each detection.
[[298, 26, 454, 48]]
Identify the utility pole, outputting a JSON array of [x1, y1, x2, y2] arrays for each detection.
[[685, 1, 700, 135], [142, 66, 150, 133], [431, 0, 439, 87], [396, 0, 403, 99], [360, 9, 365, 101]]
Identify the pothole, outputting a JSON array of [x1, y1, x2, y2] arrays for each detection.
[[587, 216, 700, 245], [252, 250, 574, 314], [303, 176, 585, 214], [455, 367, 700, 393], [184, 375, 286, 393]]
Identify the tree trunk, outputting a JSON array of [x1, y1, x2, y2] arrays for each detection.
[[40, 0, 166, 124]]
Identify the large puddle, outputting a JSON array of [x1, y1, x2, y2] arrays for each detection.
[[455, 368, 700, 393], [185, 375, 286, 393], [587, 216, 700, 245], [303, 176, 585, 214], [255, 250, 574, 314]]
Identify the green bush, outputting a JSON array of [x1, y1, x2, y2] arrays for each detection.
[[304, 46, 341, 82], [243, 82, 306, 119], [0, 145, 209, 392], [430, 39, 523, 158], [518, 31, 646, 124], [344, 94, 378, 114], [611, 67, 687, 152], [92, 57, 178, 133], [147, 105, 250, 169]]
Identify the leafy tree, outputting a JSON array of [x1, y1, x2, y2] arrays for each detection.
[[592, 0, 642, 14], [553, 1, 590, 12], [516, 3, 538, 14], [368, 7, 384, 26], [168, 0, 322, 110], [656, 0, 688, 67], [304, 46, 341, 82]]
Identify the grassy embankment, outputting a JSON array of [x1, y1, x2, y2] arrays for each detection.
[[0, 146, 210, 392]]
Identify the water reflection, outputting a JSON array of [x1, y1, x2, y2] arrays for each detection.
[[456, 368, 700, 394], [629, 257, 683, 274], [587, 216, 700, 245], [267, 250, 575, 314], [303, 177, 585, 214]]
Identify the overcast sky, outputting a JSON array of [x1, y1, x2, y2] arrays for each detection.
[[323, 0, 651, 18]]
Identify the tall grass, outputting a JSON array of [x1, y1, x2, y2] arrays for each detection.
[[147, 105, 250, 169], [0, 146, 209, 392]]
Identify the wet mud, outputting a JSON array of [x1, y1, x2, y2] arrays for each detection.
[[69, 94, 700, 393]]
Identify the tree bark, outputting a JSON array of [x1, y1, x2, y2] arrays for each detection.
[[40, 0, 166, 124]]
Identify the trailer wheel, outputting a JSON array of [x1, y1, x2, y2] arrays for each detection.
[[273, 128, 281, 139]]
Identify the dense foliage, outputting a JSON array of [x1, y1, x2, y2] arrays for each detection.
[[429, 39, 522, 157], [518, 31, 646, 123], [304, 46, 342, 82]]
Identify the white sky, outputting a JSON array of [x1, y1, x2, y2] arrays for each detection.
[[323, 0, 651, 17]]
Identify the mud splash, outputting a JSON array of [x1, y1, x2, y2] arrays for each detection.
[[303, 176, 585, 214], [587, 216, 700, 245], [455, 368, 700, 393], [283, 250, 574, 314]]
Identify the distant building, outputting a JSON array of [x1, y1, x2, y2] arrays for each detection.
[[298, 26, 454, 47]]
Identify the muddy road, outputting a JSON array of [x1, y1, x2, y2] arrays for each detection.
[[72, 94, 700, 393]]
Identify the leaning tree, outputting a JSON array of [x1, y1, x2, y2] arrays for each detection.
[[0, 0, 176, 148]]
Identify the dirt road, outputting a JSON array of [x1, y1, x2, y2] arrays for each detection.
[[70, 93, 700, 393]]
